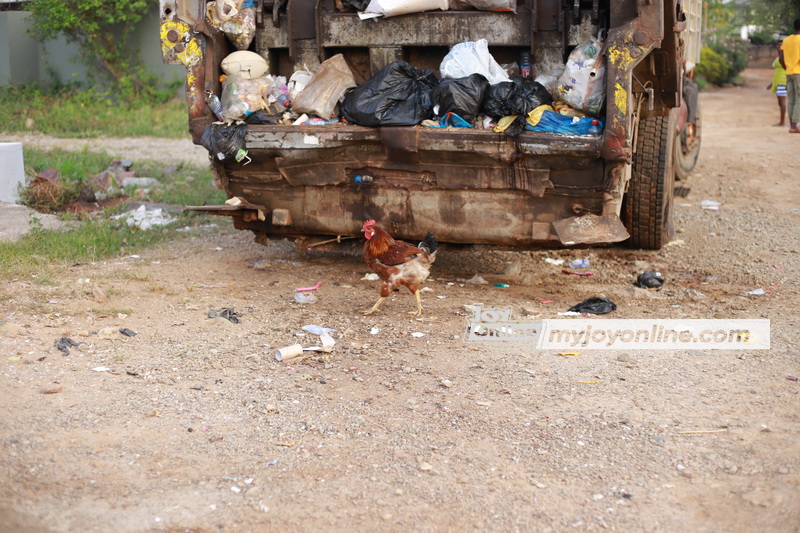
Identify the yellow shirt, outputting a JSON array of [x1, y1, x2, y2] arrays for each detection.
[[772, 57, 787, 91], [784, 34, 800, 76]]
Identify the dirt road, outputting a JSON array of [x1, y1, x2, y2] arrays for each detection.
[[1, 69, 799, 532]]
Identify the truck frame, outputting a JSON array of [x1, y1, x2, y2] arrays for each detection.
[[159, 0, 702, 250]]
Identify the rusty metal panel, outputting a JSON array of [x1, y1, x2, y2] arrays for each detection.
[[318, 11, 530, 47]]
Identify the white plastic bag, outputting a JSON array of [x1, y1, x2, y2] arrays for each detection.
[[556, 36, 606, 116], [288, 65, 314, 100], [439, 39, 510, 86]]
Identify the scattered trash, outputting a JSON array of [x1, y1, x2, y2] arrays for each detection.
[[664, 239, 685, 247], [635, 271, 665, 289], [557, 352, 579, 357], [119, 328, 137, 337], [361, 273, 380, 281], [7, 356, 21, 361], [267, 459, 278, 466], [786, 375, 798, 382], [40, 384, 63, 394], [568, 258, 590, 269], [302, 325, 336, 335], [701, 200, 721, 210], [538, 299, 555, 304], [274, 344, 304, 362], [295, 281, 323, 292], [464, 274, 488, 284], [370, 327, 381, 335], [92, 367, 112, 372], [494, 283, 510, 288], [567, 297, 616, 314], [411, 332, 426, 338], [562, 269, 593, 276], [557, 311, 582, 316], [544, 258, 565, 265], [208, 308, 242, 323], [294, 292, 318, 304], [112, 205, 177, 230], [744, 288, 765, 296], [304, 331, 336, 353], [55, 337, 80, 356], [576, 380, 600, 384]]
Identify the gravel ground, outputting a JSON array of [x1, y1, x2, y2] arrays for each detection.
[[0, 69, 798, 532]]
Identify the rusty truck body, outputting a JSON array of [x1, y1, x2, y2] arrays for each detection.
[[159, 0, 702, 250]]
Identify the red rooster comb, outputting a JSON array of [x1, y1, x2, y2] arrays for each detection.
[[362, 219, 377, 229]]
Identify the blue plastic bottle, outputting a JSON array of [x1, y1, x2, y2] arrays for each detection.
[[587, 119, 603, 135]]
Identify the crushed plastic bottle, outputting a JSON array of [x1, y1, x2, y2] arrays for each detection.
[[354, 175, 374, 184], [205, 91, 225, 121], [587, 119, 603, 135], [294, 292, 318, 304], [568, 258, 590, 269]]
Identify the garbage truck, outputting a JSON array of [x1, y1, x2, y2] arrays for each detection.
[[159, 0, 702, 250]]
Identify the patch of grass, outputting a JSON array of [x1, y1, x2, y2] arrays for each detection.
[[0, 220, 170, 279], [119, 271, 150, 282], [0, 83, 190, 139], [21, 147, 225, 213]]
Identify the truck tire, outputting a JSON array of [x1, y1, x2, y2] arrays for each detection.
[[674, 103, 701, 181], [622, 112, 675, 250]]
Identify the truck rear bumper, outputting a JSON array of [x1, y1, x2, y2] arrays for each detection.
[[196, 125, 629, 246]]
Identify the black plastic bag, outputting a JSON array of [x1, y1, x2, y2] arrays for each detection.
[[482, 82, 517, 117], [341, 61, 438, 127], [432, 74, 489, 122], [568, 297, 617, 314], [482, 78, 553, 118], [635, 271, 665, 289], [200, 123, 247, 162], [341, 0, 370, 10], [245, 110, 279, 125]]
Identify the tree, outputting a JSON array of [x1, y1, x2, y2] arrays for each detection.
[[26, 0, 155, 100]]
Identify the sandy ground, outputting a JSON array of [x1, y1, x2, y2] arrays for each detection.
[[1, 69, 799, 532]]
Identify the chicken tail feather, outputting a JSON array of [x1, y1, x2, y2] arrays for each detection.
[[418, 233, 438, 254]]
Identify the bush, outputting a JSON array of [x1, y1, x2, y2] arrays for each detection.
[[695, 47, 730, 85]]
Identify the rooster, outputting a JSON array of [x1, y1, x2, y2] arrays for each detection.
[[362, 220, 438, 316]]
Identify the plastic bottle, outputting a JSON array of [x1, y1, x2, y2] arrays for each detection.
[[520, 51, 532, 80], [205, 92, 225, 121], [587, 119, 603, 135], [353, 175, 374, 184]]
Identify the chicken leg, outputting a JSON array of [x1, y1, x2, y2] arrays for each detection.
[[364, 296, 386, 315], [408, 290, 423, 316]]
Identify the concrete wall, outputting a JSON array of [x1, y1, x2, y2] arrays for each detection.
[[0, 10, 40, 85], [0, 6, 183, 87]]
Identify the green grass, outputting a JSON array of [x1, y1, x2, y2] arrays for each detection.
[[1, 146, 227, 281], [0, 83, 191, 139], [22, 147, 225, 212]]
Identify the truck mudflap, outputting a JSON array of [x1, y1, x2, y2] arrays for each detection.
[[187, 124, 632, 246]]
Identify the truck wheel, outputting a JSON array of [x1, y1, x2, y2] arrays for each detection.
[[622, 112, 675, 250], [674, 103, 701, 181]]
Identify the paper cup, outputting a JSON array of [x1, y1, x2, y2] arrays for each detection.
[[274, 343, 304, 362]]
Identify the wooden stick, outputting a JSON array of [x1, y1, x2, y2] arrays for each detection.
[[306, 235, 358, 248]]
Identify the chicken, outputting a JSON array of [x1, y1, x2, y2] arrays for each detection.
[[362, 220, 438, 316]]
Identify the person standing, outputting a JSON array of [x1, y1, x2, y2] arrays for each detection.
[[780, 18, 800, 133], [768, 41, 787, 127]]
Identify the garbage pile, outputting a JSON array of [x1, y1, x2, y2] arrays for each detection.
[[202, 29, 608, 161]]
